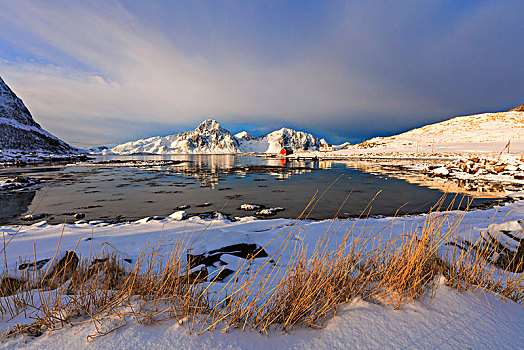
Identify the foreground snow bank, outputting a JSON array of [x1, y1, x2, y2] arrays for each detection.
[[1, 196, 522, 275], [1, 276, 522, 350], [1, 197, 523, 349]]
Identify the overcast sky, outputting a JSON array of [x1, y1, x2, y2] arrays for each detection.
[[1, 0, 523, 146]]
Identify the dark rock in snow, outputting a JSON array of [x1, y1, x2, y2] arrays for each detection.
[[42, 251, 79, 289], [18, 258, 50, 271], [187, 243, 268, 269]]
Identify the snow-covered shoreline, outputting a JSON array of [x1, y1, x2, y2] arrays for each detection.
[[0, 194, 523, 349]]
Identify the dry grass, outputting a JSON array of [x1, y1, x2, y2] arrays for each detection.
[[0, 200, 523, 341]]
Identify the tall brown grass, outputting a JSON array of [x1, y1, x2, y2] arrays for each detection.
[[0, 200, 523, 341]]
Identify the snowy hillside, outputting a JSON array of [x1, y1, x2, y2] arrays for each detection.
[[356, 111, 523, 150], [0, 76, 76, 154], [111, 120, 326, 154]]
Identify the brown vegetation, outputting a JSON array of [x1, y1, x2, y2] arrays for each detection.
[[0, 203, 523, 341]]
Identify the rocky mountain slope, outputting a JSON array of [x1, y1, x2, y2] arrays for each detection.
[[0, 76, 76, 154], [111, 120, 326, 154]]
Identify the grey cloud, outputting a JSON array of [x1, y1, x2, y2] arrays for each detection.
[[0, 0, 522, 146]]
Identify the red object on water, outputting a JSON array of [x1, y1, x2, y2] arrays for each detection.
[[280, 147, 292, 156]]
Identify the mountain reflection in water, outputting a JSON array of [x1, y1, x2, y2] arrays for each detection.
[[0, 155, 504, 224]]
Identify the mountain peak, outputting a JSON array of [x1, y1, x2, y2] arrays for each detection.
[[0, 76, 40, 128], [0, 75, 76, 154], [196, 119, 222, 132], [235, 131, 254, 140]]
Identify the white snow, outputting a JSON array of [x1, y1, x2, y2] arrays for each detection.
[[1, 196, 523, 348], [1, 278, 522, 349], [168, 210, 188, 220], [234, 131, 253, 140], [316, 111, 524, 156], [432, 167, 450, 176]]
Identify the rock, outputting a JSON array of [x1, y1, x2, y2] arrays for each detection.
[[168, 211, 187, 220], [73, 213, 85, 219], [255, 207, 285, 216], [255, 208, 276, 216], [213, 212, 228, 220], [187, 243, 268, 269], [210, 268, 235, 282], [177, 266, 208, 284], [42, 251, 79, 289], [18, 258, 50, 271], [21, 214, 45, 221], [240, 204, 261, 211], [176, 205, 190, 210], [195, 202, 213, 207]]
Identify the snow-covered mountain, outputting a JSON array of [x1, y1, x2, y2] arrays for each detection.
[[355, 110, 523, 150], [0, 76, 76, 154], [111, 120, 326, 154], [237, 127, 326, 154], [112, 120, 240, 154]]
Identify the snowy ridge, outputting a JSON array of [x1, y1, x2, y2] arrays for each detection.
[[234, 131, 254, 140], [238, 127, 326, 153], [112, 119, 240, 154], [0, 76, 76, 154], [112, 120, 326, 154], [356, 111, 524, 149]]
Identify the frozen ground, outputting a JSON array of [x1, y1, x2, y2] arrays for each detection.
[[0, 194, 523, 349]]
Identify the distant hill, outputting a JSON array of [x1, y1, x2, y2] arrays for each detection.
[[111, 119, 326, 154], [0, 76, 76, 154], [355, 110, 523, 150]]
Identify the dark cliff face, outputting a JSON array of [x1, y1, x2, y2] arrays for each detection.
[[0, 76, 40, 128], [0, 76, 76, 154]]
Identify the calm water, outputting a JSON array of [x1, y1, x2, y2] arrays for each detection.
[[0, 155, 501, 224]]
